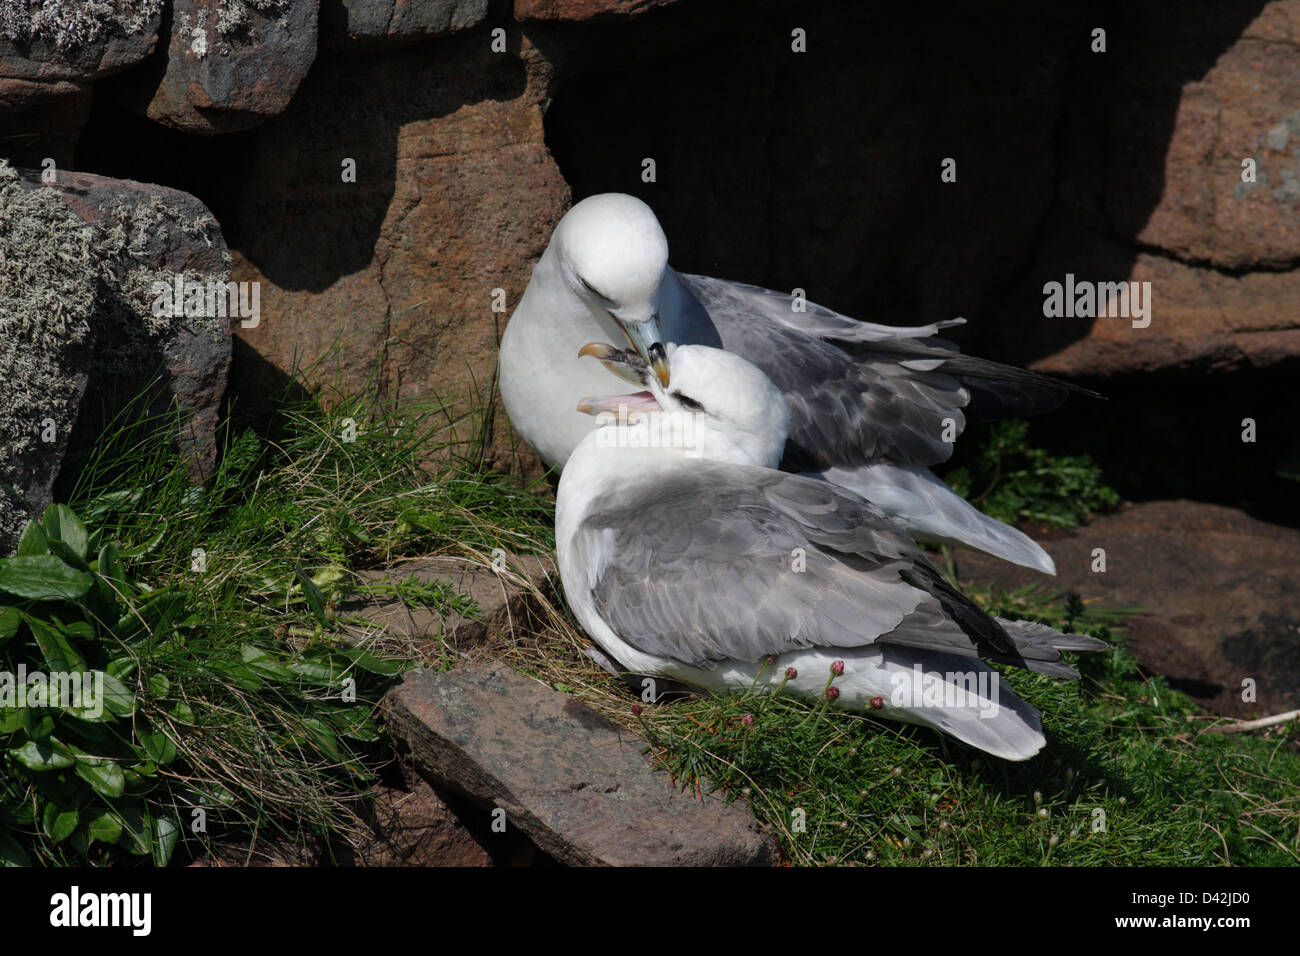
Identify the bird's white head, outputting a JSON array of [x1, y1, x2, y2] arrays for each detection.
[[553, 194, 671, 385], [576, 342, 790, 469]]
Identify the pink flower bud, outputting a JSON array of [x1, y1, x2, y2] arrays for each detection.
[[742, 713, 754, 727], [785, 666, 798, 680], [830, 660, 845, 677], [869, 696, 884, 710], [825, 686, 840, 701], [631, 704, 643, 716]]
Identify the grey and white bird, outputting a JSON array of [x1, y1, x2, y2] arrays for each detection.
[[556, 342, 1105, 761], [502, 193, 1097, 575]]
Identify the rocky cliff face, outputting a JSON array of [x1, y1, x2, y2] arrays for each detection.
[[7, 1, 1296, 463], [2, 0, 1297, 532]]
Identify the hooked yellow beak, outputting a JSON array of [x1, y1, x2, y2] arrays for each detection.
[[612, 314, 670, 387]]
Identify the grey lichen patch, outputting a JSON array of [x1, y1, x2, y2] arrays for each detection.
[[1266, 123, 1289, 152], [215, 0, 291, 36], [89, 191, 230, 377], [1, 160, 230, 550], [0, 159, 95, 545], [0, 0, 163, 50]]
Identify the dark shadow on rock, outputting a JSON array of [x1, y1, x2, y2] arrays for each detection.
[[538, 0, 1269, 365], [85, 27, 526, 295], [224, 334, 320, 443]]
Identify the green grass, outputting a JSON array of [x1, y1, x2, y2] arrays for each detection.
[[622, 585, 1300, 866], [1, 364, 556, 866], [4, 364, 1295, 867]]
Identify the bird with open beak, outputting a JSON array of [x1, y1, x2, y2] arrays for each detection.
[[556, 341, 1105, 761], [501, 192, 1094, 573]]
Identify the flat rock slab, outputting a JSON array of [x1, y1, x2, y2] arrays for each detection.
[[384, 664, 778, 866], [320, 0, 490, 47], [953, 500, 1300, 718], [345, 553, 554, 645]]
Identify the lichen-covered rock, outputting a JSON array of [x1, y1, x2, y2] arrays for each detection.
[[0, 0, 162, 81], [0, 160, 95, 553], [114, 0, 318, 134], [0, 162, 232, 554], [319, 0, 490, 48]]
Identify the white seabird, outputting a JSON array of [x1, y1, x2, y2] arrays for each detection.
[[555, 342, 1105, 761], [502, 193, 1099, 575]]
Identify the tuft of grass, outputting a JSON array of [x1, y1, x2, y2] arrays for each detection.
[[2, 353, 556, 865], [531, 583, 1300, 867]]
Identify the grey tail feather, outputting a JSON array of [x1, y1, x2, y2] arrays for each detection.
[[990, 618, 1108, 679], [943, 355, 1105, 421], [928, 685, 1047, 761]]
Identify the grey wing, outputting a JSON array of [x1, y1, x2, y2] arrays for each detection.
[[572, 466, 923, 667], [572, 466, 1091, 673], [678, 273, 1099, 467], [678, 272, 965, 342], [679, 273, 971, 468]]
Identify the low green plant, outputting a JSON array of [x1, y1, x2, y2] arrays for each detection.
[[0, 502, 402, 866], [942, 419, 1120, 529]]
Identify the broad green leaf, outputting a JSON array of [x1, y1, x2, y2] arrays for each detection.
[[240, 645, 294, 681], [24, 615, 86, 673], [18, 711, 55, 740], [50, 617, 94, 641], [41, 803, 79, 843], [0, 707, 22, 734], [95, 542, 127, 590], [146, 673, 170, 696], [335, 646, 407, 676], [0, 556, 93, 601], [151, 814, 180, 866], [74, 759, 125, 798], [114, 805, 152, 855], [85, 812, 122, 844], [170, 699, 195, 724], [42, 505, 89, 561], [98, 671, 136, 717], [141, 731, 177, 766], [120, 526, 166, 559], [10, 739, 76, 770], [107, 657, 137, 680], [81, 489, 143, 521], [15, 520, 49, 556], [0, 830, 30, 867], [47, 539, 90, 572], [301, 718, 343, 762], [287, 656, 338, 684], [324, 705, 381, 742], [0, 606, 19, 642], [295, 569, 329, 627]]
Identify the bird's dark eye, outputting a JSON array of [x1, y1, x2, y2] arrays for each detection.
[[673, 392, 705, 412], [579, 276, 612, 303]]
